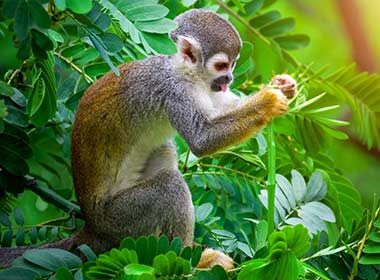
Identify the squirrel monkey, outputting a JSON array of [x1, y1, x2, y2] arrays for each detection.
[[0, 9, 297, 269], [71, 9, 296, 269]]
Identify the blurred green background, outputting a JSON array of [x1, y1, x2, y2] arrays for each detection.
[[270, 0, 379, 208]]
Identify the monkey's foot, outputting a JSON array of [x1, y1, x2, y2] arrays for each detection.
[[196, 248, 234, 270]]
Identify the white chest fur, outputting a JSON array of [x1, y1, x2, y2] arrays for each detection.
[[111, 116, 176, 194], [191, 84, 241, 119]]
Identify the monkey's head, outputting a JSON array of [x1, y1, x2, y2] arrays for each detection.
[[170, 9, 242, 92]]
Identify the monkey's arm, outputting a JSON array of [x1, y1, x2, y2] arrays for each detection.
[[166, 87, 288, 157]]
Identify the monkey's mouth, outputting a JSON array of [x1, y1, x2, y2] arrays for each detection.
[[210, 83, 229, 92]]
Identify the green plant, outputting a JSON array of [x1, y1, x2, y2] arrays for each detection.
[[0, 0, 379, 279]]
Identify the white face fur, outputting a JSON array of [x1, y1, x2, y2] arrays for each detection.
[[205, 52, 237, 76]]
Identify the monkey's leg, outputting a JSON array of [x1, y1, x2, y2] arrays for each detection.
[[94, 168, 195, 250]]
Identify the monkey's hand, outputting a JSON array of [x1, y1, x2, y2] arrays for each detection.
[[270, 74, 297, 99], [254, 87, 289, 121]]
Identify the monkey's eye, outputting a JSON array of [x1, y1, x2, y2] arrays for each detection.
[[214, 62, 229, 71]]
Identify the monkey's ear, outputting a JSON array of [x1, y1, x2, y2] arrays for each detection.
[[176, 36, 201, 65]]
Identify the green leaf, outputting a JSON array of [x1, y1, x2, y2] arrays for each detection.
[[29, 227, 38, 244], [29, 0, 52, 29], [38, 227, 47, 240], [4, 104, 28, 127], [374, 219, 380, 229], [14, 207, 24, 225], [100, 0, 141, 44], [78, 244, 97, 261], [89, 35, 120, 76], [238, 259, 269, 280], [14, 0, 29, 41], [3, 0, 20, 18], [299, 201, 335, 222], [31, 29, 54, 52], [302, 263, 330, 280], [180, 246, 192, 260], [244, 0, 264, 15], [119, 0, 159, 11], [276, 174, 296, 209], [250, 10, 281, 28], [16, 228, 25, 246], [126, 5, 169, 21], [191, 245, 202, 267], [66, 0, 92, 14], [95, 13, 112, 32], [141, 33, 176, 55], [0, 81, 14, 96], [35, 52, 57, 119], [24, 249, 82, 271], [74, 49, 100, 65], [153, 254, 169, 276], [157, 235, 169, 254], [169, 237, 182, 256], [363, 244, 380, 254], [135, 18, 177, 33], [1, 229, 13, 247], [313, 117, 350, 127], [320, 126, 349, 140], [10, 88, 27, 107], [0, 267, 39, 280], [0, 145, 29, 175], [196, 203, 213, 222], [56, 267, 75, 280], [120, 237, 136, 250], [48, 29, 64, 43], [85, 62, 110, 78], [0, 211, 11, 227], [255, 220, 268, 250], [98, 33, 123, 53], [291, 170, 306, 202], [123, 264, 155, 277], [369, 232, 380, 242], [260, 18, 295, 37], [182, 0, 197, 7], [359, 254, 380, 265], [28, 77, 46, 116], [274, 34, 310, 50], [283, 225, 310, 257], [136, 236, 148, 264], [0, 100, 7, 119], [290, 92, 327, 112], [54, 0, 66, 11], [304, 172, 327, 202]]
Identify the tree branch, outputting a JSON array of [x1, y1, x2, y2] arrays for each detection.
[[26, 179, 82, 216]]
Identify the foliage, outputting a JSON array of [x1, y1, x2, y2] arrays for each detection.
[[238, 224, 310, 280], [259, 170, 336, 235], [0, 0, 379, 279]]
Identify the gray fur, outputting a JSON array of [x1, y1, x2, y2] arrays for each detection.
[[95, 169, 194, 248], [170, 9, 242, 63], [71, 9, 285, 254]]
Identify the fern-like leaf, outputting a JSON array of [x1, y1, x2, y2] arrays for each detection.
[[310, 64, 380, 149]]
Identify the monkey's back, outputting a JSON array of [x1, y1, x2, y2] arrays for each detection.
[[71, 57, 180, 221]]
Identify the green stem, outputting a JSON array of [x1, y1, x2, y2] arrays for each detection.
[[26, 180, 82, 215], [267, 123, 276, 236]]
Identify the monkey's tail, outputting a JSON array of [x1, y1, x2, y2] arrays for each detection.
[[0, 232, 82, 268]]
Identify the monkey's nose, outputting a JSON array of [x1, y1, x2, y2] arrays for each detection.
[[223, 73, 233, 83]]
